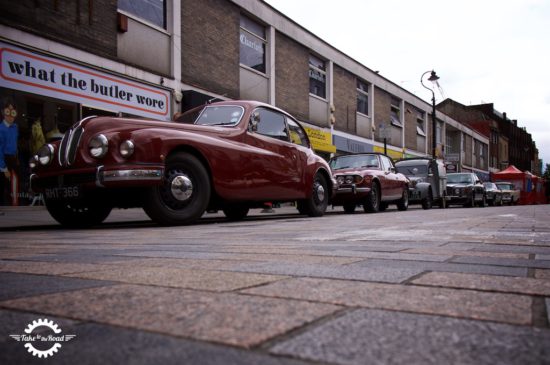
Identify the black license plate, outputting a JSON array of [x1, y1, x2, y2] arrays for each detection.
[[44, 186, 81, 199]]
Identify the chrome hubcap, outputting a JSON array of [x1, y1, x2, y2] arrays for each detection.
[[315, 183, 325, 203], [170, 175, 193, 201]]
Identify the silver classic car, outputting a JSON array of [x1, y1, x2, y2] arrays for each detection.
[[395, 158, 448, 209]]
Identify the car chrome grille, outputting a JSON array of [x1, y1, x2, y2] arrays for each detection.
[[58, 119, 89, 166]]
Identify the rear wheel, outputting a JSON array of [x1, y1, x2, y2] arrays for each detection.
[[343, 203, 356, 214], [143, 152, 210, 226], [223, 204, 250, 221], [45, 198, 112, 228], [296, 173, 328, 217], [363, 182, 380, 213]]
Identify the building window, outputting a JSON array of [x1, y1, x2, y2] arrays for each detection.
[[416, 109, 425, 136], [118, 0, 166, 29], [239, 15, 266, 73], [390, 97, 402, 127], [309, 55, 326, 99], [356, 80, 369, 115], [436, 121, 442, 144]]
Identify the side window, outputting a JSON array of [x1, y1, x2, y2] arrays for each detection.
[[287, 118, 309, 147], [380, 156, 392, 172], [256, 109, 289, 141]]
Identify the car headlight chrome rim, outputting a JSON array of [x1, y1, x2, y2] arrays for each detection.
[[119, 140, 135, 158], [36, 144, 54, 166], [89, 134, 108, 158]]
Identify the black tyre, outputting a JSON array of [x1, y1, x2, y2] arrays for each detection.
[[363, 181, 380, 213], [343, 203, 356, 214], [296, 173, 329, 217], [396, 188, 409, 211], [379, 202, 388, 212], [45, 198, 112, 228], [143, 152, 210, 226], [223, 204, 250, 221], [478, 194, 486, 207], [464, 193, 475, 208], [421, 189, 433, 210]]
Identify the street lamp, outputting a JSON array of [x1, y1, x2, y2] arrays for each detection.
[[421, 70, 440, 158]]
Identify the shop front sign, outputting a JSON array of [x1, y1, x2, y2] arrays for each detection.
[[0, 42, 171, 120], [303, 126, 336, 153]]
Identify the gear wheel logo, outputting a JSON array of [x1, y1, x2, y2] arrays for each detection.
[[9, 318, 76, 358]]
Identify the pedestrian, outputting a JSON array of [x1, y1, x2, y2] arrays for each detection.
[[0, 97, 20, 206]]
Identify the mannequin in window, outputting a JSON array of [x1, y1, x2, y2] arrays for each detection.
[[0, 97, 19, 206]]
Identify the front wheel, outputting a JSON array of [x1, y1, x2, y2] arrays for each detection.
[[396, 188, 409, 211], [296, 173, 328, 217], [343, 203, 356, 214], [363, 182, 380, 213], [143, 152, 210, 226], [45, 198, 112, 228], [421, 189, 433, 210]]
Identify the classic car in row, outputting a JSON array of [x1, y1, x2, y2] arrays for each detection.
[[29, 100, 335, 227], [329, 153, 409, 213], [495, 182, 521, 205], [394, 157, 448, 209], [483, 182, 503, 206], [446, 172, 486, 207]]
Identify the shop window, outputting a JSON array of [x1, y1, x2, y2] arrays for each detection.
[[309, 55, 326, 99], [118, 0, 166, 29], [416, 109, 425, 136], [240, 15, 266, 73], [356, 79, 369, 116], [390, 97, 402, 127]]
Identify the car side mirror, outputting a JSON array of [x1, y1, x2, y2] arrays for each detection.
[[249, 111, 260, 132]]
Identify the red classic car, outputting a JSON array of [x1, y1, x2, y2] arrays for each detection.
[[329, 153, 410, 213], [30, 100, 334, 227]]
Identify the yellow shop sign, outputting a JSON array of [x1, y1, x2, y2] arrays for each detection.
[[304, 127, 336, 153]]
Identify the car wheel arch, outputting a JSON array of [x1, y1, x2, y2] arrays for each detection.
[[166, 146, 214, 189]]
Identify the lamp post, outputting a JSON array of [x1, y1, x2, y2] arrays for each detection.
[[421, 70, 440, 159]]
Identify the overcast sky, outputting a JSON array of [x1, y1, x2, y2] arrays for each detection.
[[264, 0, 550, 170]]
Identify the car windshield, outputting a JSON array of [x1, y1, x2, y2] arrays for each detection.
[[194, 105, 244, 126], [395, 164, 428, 176], [447, 173, 473, 184], [484, 182, 496, 189], [330, 155, 379, 170], [496, 183, 513, 190]]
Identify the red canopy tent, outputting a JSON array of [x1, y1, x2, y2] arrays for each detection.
[[491, 165, 546, 204]]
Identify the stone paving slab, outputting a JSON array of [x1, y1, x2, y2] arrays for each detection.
[[1, 309, 315, 365], [63, 267, 288, 292], [0, 284, 342, 348], [241, 277, 533, 325], [0, 273, 114, 301], [349, 258, 528, 277], [270, 309, 550, 365], [450, 256, 550, 269], [535, 269, 550, 279], [411, 271, 550, 296], [0, 260, 116, 275], [402, 248, 530, 259], [227, 261, 425, 283]]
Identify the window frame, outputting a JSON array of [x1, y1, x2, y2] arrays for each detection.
[[118, 0, 167, 30], [356, 79, 369, 116], [239, 14, 267, 74], [390, 97, 402, 128], [309, 55, 327, 99], [254, 108, 290, 141], [415, 109, 426, 136]]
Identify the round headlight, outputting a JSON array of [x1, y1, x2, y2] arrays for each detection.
[[36, 144, 54, 166], [336, 176, 345, 185], [89, 134, 108, 158], [119, 140, 135, 158]]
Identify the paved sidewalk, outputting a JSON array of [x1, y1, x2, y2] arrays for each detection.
[[0, 204, 549, 364]]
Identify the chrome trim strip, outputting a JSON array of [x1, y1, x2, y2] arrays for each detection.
[[335, 187, 370, 194], [100, 169, 163, 182], [96, 165, 105, 187]]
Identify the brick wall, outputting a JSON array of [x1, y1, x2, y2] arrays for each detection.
[[332, 64, 356, 134], [0, 0, 117, 58], [274, 32, 309, 121], [181, 0, 240, 99]]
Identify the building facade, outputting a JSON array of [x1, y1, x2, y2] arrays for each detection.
[[0, 0, 491, 206]]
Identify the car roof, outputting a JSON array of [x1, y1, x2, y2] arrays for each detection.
[[395, 159, 430, 166]]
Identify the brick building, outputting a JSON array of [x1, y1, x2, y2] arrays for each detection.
[[0, 0, 491, 205]]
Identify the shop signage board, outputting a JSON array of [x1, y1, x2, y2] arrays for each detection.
[[0, 42, 171, 120], [303, 126, 336, 153]]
